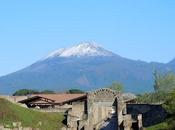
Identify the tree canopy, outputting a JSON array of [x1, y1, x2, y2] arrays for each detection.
[[163, 89, 175, 115], [13, 89, 39, 96], [154, 71, 175, 92]]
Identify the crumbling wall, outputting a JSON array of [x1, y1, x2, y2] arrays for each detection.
[[127, 104, 167, 127], [87, 88, 118, 130], [115, 96, 144, 130], [66, 101, 87, 130], [64, 88, 119, 130]]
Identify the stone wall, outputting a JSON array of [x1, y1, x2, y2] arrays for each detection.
[[115, 96, 144, 130], [127, 104, 167, 127], [37, 104, 72, 113], [64, 88, 119, 130], [67, 101, 86, 130]]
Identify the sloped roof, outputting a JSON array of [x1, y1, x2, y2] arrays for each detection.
[[19, 93, 87, 104]]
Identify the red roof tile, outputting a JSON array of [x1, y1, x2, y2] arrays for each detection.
[[20, 93, 87, 104]]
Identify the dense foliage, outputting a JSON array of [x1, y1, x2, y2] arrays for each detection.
[[137, 72, 175, 104], [163, 90, 175, 115], [154, 71, 175, 92], [13, 89, 39, 96], [136, 91, 166, 104]]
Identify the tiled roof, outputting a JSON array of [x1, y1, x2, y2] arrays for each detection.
[[19, 93, 87, 104]]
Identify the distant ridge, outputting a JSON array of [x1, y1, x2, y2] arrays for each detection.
[[0, 42, 174, 94]]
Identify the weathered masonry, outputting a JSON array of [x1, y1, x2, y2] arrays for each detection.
[[62, 88, 167, 130], [63, 88, 118, 130], [17, 89, 167, 130], [126, 104, 167, 127], [115, 95, 143, 130]]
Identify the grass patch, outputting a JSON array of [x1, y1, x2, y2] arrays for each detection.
[[0, 98, 64, 130], [146, 122, 169, 130]]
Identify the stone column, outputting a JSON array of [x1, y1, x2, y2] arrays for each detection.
[[138, 114, 143, 130], [123, 115, 132, 130]]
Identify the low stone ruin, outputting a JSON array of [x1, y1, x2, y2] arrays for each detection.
[[0, 122, 40, 130], [62, 88, 166, 130]]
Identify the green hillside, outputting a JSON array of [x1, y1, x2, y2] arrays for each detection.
[[0, 98, 64, 130]]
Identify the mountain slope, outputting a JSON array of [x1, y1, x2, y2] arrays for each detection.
[[0, 42, 174, 94]]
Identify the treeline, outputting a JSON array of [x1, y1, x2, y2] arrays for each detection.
[[12, 81, 124, 96], [13, 89, 55, 96], [13, 88, 85, 96]]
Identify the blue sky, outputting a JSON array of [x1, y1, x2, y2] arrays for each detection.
[[0, 0, 175, 76]]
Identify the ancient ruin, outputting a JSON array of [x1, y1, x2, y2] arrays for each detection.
[[63, 88, 118, 130], [62, 88, 166, 130], [15, 88, 167, 130]]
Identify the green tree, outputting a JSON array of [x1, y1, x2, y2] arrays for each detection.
[[154, 70, 160, 91], [136, 92, 166, 104], [163, 89, 175, 130], [153, 72, 175, 92], [13, 89, 39, 96], [163, 89, 175, 115], [138, 72, 175, 104], [108, 82, 124, 92]]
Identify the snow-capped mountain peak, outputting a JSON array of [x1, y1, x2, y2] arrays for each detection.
[[44, 42, 115, 59]]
